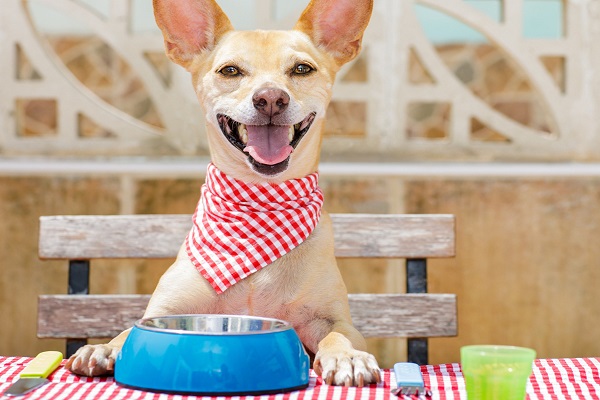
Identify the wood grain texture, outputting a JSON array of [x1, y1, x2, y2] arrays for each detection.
[[38, 215, 190, 259], [348, 294, 457, 337], [331, 214, 455, 258], [37, 294, 457, 339], [38, 214, 455, 259]]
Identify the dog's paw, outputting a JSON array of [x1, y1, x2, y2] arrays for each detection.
[[314, 348, 381, 387], [64, 344, 119, 376]]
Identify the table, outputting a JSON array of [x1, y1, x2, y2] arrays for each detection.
[[1, 356, 599, 399]]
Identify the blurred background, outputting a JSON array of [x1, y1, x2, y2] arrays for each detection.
[[1, 0, 600, 368]]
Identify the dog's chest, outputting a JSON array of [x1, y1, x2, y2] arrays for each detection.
[[212, 254, 301, 316]]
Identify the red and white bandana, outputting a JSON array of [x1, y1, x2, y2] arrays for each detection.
[[186, 163, 324, 294]]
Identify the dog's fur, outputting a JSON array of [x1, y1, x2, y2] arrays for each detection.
[[65, 0, 379, 386]]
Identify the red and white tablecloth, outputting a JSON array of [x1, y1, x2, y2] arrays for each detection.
[[1, 356, 599, 399]]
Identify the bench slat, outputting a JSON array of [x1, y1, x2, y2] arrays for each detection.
[[39, 215, 190, 260], [39, 214, 455, 259], [332, 214, 454, 258], [349, 294, 457, 338], [37, 294, 457, 339]]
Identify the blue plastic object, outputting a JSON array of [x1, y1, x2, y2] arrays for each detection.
[[115, 315, 309, 395]]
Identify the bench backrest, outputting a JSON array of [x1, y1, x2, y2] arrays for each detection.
[[38, 213, 457, 364], [39, 214, 455, 259]]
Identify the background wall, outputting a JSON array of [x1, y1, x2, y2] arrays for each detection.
[[1, 0, 600, 368]]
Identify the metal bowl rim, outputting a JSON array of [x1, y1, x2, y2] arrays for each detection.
[[133, 314, 294, 336]]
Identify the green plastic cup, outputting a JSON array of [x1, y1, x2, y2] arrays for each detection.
[[461, 345, 536, 400]]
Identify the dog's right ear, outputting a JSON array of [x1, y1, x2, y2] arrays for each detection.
[[153, 0, 233, 69]]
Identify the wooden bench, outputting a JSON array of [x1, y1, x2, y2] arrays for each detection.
[[38, 213, 457, 364]]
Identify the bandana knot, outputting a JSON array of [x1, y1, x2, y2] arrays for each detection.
[[186, 163, 324, 293]]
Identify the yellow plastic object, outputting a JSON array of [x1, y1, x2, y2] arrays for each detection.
[[20, 351, 63, 378]]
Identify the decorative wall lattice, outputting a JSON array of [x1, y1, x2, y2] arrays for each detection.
[[1, 0, 599, 160]]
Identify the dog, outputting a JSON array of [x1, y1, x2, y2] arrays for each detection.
[[65, 0, 379, 387]]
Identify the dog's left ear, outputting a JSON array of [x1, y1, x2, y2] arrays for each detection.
[[294, 0, 373, 66]]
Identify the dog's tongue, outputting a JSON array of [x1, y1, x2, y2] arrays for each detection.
[[244, 125, 293, 165]]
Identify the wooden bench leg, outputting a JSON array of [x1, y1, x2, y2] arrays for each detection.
[[69, 260, 90, 295], [407, 338, 428, 365], [406, 258, 427, 294], [407, 258, 428, 365], [66, 339, 88, 358], [67, 260, 90, 357]]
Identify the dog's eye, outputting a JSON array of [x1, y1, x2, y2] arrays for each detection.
[[293, 63, 313, 75], [219, 66, 241, 77]]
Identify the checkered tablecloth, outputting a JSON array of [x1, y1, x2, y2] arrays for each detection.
[[1, 356, 599, 399]]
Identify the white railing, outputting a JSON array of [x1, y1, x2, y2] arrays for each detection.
[[3, 158, 600, 178]]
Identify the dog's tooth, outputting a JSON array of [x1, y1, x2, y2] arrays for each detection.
[[239, 124, 248, 144], [288, 126, 294, 142]]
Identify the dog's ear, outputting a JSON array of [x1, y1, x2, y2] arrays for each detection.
[[294, 0, 373, 66], [153, 0, 233, 68]]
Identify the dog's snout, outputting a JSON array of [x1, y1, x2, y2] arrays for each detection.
[[252, 88, 290, 117]]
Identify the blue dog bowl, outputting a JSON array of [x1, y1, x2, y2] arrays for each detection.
[[115, 315, 309, 395]]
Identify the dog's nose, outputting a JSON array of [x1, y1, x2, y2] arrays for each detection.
[[252, 88, 290, 117]]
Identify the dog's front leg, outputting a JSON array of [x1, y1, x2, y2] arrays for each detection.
[[66, 247, 214, 377], [314, 324, 381, 387]]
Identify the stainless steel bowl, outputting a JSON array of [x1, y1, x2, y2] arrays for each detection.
[[137, 314, 291, 334]]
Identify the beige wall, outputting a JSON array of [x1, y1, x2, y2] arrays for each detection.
[[409, 179, 600, 363]]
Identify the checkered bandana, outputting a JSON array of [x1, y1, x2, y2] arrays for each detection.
[[186, 163, 324, 293]]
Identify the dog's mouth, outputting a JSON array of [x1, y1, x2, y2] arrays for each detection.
[[217, 112, 316, 176]]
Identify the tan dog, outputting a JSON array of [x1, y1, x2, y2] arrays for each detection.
[[65, 0, 379, 387]]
